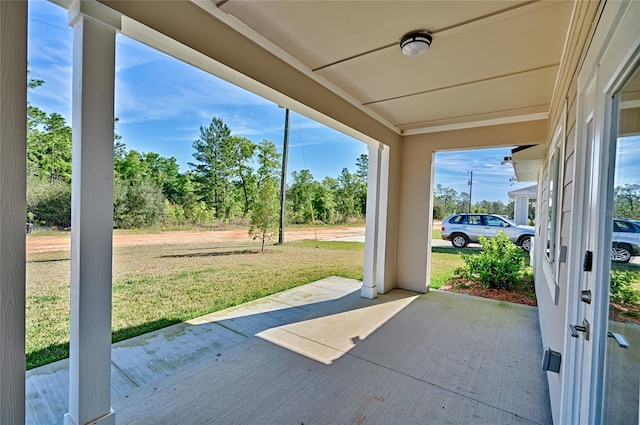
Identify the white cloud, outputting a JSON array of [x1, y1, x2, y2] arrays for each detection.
[[116, 36, 172, 72], [434, 147, 525, 203], [114, 63, 273, 125]]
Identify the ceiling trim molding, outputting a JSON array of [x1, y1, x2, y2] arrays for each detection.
[[191, 0, 401, 135], [401, 112, 549, 136]]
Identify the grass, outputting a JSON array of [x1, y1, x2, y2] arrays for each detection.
[[26, 239, 365, 369], [28, 229, 70, 237], [26, 234, 472, 370], [429, 246, 476, 289], [429, 244, 533, 288]]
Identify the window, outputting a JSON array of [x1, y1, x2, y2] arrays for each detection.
[[544, 118, 564, 286], [449, 215, 465, 224], [463, 215, 484, 225], [486, 216, 507, 227], [546, 147, 560, 264], [614, 220, 637, 233]]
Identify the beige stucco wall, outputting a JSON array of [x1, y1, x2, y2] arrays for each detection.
[[395, 121, 548, 292]]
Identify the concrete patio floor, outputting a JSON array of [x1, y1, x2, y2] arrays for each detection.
[[26, 277, 551, 424]]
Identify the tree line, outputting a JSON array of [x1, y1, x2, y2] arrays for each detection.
[[432, 184, 517, 220], [26, 80, 368, 231], [614, 183, 640, 220], [38, 78, 626, 231], [435, 182, 640, 223]]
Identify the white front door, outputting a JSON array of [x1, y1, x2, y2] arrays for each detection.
[[566, 2, 640, 423], [601, 61, 640, 425], [575, 71, 599, 425], [574, 52, 640, 425]]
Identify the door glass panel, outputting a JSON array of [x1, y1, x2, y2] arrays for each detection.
[[605, 63, 640, 424]]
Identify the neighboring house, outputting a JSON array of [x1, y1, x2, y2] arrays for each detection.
[[1, 1, 639, 424], [508, 184, 538, 226]]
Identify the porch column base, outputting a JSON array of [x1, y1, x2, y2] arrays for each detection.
[[361, 284, 378, 299], [64, 409, 115, 425]]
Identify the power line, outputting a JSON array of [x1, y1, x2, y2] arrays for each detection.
[[293, 113, 318, 247], [29, 18, 170, 60]]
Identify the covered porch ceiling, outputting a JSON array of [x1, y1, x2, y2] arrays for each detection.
[[97, 0, 573, 143]]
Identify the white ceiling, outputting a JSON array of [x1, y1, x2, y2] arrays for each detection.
[[93, 0, 574, 143], [212, 0, 573, 134]]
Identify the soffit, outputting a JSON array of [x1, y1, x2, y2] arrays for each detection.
[[368, 66, 558, 128], [512, 144, 546, 182], [217, 1, 533, 70], [214, 0, 573, 134], [97, 0, 573, 142]]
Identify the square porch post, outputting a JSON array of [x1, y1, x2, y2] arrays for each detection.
[[362, 143, 389, 298], [0, 1, 27, 423], [396, 145, 433, 293], [65, 2, 120, 424], [514, 195, 529, 225]]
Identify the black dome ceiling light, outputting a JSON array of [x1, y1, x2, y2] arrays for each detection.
[[400, 32, 432, 57]]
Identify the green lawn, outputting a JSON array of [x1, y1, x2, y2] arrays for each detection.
[[26, 236, 467, 369], [429, 246, 474, 289]]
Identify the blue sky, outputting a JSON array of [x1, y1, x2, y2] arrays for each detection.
[[27, 0, 533, 204]]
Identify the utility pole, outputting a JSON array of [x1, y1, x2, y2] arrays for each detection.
[[278, 108, 290, 244], [467, 171, 473, 213]]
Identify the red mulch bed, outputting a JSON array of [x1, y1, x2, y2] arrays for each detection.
[[439, 276, 537, 306], [610, 302, 640, 325], [441, 277, 640, 325]]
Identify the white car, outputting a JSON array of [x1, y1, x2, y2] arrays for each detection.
[[441, 213, 535, 251], [611, 218, 640, 263]]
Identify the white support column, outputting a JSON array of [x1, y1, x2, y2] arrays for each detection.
[[396, 145, 433, 293], [514, 195, 529, 225], [360, 144, 388, 299], [375, 145, 389, 294], [65, 3, 120, 425], [0, 2, 27, 423]]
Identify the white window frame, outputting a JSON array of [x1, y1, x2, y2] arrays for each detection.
[[542, 118, 565, 299]]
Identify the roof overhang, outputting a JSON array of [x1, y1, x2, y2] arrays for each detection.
[[510, 144, 546, 182], [91, 0, 573, 147], [508, 184, 538, 199]]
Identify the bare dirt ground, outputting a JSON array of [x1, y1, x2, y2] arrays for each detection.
[[26, 226, 366, 254]]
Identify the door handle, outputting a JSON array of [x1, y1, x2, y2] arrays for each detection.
[[568, 319, 590, 341], [607, 331, 629, 348]]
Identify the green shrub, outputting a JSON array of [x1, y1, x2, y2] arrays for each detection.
[[113, 177, 165, 228], [610, 269, 640, 305], [457, 232, 525, 290], [27, 177, 71, 227]]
